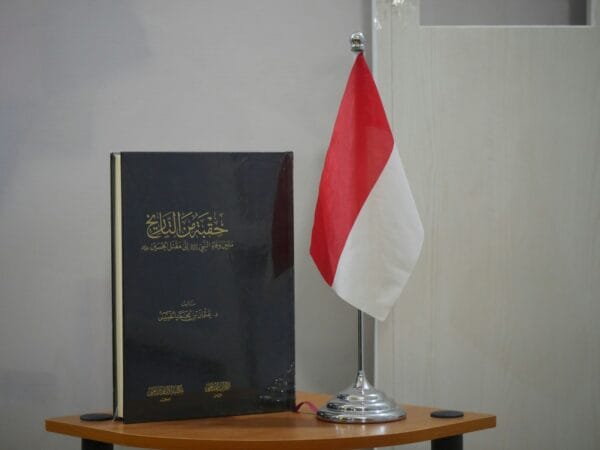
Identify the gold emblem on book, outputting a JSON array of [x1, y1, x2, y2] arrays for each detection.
[[146, 384, 184, 402], [204, 381, 231, 399]]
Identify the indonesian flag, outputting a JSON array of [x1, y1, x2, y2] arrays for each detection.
[[310, 53, 424, 321]]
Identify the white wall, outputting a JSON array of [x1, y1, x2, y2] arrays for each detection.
[[375, 0, 600, 449], [0, 1, 370, 449]]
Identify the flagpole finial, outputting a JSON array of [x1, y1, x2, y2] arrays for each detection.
[[350, 32, 365, 53]]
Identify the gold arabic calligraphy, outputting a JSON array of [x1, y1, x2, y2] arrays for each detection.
[[146, 384, 184, 402], [141, 239, 235, 253], [157, 308, 219, 323], [204, 381, 231, 399], [146, 211, 228, 239]]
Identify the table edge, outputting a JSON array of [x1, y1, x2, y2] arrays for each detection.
[[45, 414, 496, 450]]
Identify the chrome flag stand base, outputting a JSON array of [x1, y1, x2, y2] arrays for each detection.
[[317, 370, 406, 423]]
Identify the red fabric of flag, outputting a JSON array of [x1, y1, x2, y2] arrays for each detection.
[[310, 53, 424, 321]]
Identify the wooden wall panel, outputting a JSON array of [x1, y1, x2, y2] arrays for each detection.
[[374, 1, 600, 448]]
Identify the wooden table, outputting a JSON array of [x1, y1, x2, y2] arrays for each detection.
[[45, 392, 495, 450]]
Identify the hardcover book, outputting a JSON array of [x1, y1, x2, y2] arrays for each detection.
[[111, 152, 295, 424]]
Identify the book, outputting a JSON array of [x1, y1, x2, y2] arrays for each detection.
[[111, 152, 295, 424]]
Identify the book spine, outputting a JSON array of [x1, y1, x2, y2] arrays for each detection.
[[110, 153, 124, 419], [110, 154, 117, 417]]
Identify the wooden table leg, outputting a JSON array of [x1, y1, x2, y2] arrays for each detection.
[[82, 439, 113, 450], [431, 434, 463, 450]]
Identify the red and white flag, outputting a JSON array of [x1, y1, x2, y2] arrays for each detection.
[[310, 53, 424, 321]]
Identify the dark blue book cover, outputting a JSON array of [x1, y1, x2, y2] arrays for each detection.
[[111, 152, 294, 423]]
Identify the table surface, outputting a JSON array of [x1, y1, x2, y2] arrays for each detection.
[[45, 392, 496, 449]]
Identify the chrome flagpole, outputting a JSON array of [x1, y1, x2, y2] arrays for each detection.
[[316, 32, 407, 424]]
